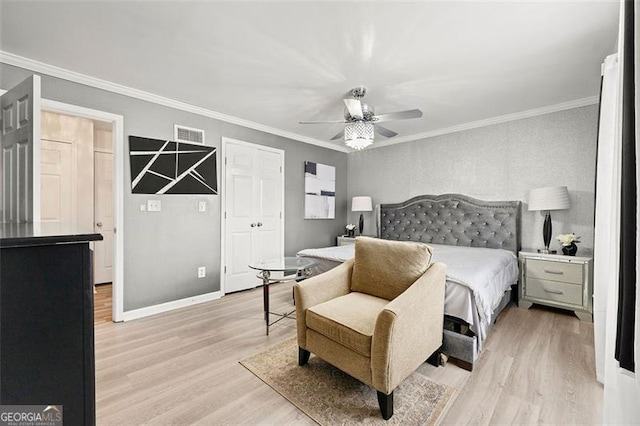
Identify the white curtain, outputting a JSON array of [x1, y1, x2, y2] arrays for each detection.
[[593, 53, 620, 384], [600, 1, 640, 422]]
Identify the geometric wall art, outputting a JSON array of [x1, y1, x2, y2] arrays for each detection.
[[304, 161, 335, 219], [129, 136, 217, 195]]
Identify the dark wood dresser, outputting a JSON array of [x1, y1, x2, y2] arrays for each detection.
[[0, 223, 102, 425]]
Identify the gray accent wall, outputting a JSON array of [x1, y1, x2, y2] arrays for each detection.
[[1, 64, 347, 311], [347, 106, 599, 253]]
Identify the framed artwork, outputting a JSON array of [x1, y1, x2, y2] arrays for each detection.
[[304, 161, 335, 219], [129, 136, 217, 195]]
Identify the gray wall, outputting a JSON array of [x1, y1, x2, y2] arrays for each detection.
[[1, 62, 599, 311], [1, 63, 347, 311], [347, 106, 599, 253]]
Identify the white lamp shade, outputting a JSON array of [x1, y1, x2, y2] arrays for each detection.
[[352, 196, 373, 212], [527, 186, 571, 211]]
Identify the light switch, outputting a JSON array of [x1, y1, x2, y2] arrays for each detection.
[[140, 204, 146, 212], [198, 201, 207, 212], [147, 199, 161, 212]]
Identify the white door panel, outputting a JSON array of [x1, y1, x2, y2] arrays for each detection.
[[260, 178, 280, 217], [230, 231, 251, 274], [225, 143, 260, 293], [1, 75, 41, 223], [41, 139, 74, 223], [257, 229, 279, 260], [224, 140, 283, 293], [231, 175, 252, 217], [94, 151, 113, 284]]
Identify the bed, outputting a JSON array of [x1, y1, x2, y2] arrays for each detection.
[[297, 193, 521, 370]]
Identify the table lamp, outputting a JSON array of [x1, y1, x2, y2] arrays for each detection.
[[352, 196, 373, 235], [527, 186, 570, 253]]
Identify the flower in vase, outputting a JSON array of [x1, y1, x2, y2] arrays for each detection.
[[556, 233, 581, 246], [345, 224, 356, 231]]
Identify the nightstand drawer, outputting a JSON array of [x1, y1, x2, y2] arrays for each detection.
[[525, 277, 583, 306], [526, 259, 583, 284], [337, 236, 356, 246]]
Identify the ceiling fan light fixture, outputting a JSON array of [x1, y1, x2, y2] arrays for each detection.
[[344, 121, 374, 150]]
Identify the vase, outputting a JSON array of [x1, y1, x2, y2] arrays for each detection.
[[562, 243, 578, 256], [347, 229, 355, 238]]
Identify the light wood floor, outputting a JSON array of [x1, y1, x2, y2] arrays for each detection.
[[94, 283, 112, 325], [94, 282, 603, 425]]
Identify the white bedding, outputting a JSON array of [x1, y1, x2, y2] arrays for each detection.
[[297, 242, 518, 347]]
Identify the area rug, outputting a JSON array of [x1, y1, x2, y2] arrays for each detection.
[[240, 337, 457, 425]]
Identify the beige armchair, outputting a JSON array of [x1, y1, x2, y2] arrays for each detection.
[[293, 237, 446, 420]]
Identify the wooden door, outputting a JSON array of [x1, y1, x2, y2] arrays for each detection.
[[224, 141, 283, 293], [0, 75, 41, 222]]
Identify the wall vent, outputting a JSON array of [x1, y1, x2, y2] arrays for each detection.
[[174, 124, 205, 144]]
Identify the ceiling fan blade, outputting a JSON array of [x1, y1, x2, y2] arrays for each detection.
[[330, 129, 345, 140], [299, 120, 347, 124], [373, 109, 423, 123], [374, 124, 398, 138], [343, 99, 363, 120]]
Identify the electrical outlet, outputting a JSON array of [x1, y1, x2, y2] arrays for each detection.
[[198, 201, 207, 212], [147, 199, 161, 212], [197, 266, 206, 278]]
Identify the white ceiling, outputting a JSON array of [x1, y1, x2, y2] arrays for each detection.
[[0, 1, 619, 151]]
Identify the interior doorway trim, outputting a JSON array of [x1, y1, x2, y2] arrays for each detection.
[[220, 136, 285, 296], [41, 99, 125, 322]]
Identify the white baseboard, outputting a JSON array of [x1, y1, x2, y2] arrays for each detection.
[[121, 291, 221, 322]]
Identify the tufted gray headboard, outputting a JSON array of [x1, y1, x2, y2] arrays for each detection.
[[376, 194, 521, 255]]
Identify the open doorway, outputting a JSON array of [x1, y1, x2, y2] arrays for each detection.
[[41, 111, 114, 323], [41, 100, 124, 322]]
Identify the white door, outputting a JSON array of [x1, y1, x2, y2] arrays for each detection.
[[94, 151, 113, 284], [41, 139, 75, 223], [1, 75, 41, 222], [224, 140, 284, 293], [40, 111, 94, 230]]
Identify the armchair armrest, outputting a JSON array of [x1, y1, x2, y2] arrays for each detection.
[[294, 258, 354, 348], [371, 262, 446, 393]]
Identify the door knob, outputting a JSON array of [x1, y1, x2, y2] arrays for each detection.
[[250, 223, 256, 227], [257, 222, 263, 227], [96, 222, 103, 227]]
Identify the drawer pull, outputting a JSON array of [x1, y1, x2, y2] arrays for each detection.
[[543, 288, 564, 295], [543, 269, 564, 275]]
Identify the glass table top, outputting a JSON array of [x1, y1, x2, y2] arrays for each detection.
[[248, 256, 316, 272]]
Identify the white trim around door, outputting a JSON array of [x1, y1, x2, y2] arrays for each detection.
[[41, 99, 125, 322], [220, 137, 285, 296]]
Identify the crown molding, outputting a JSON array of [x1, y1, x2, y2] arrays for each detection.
[[0, 51, 350, 153], [1, 51, 597, 155], [367, 96, 599, 151]]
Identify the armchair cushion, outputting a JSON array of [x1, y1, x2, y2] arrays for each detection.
[[306, 292, 388, 357], [351, 237, 433, 300]]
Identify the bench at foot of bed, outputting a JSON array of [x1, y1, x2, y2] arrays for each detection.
[[442, 329, 477, 371]]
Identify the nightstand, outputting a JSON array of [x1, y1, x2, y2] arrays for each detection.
[[519, 251, 593, 322], [336, 235, 356, 246]]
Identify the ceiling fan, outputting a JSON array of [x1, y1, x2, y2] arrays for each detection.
[[299, 86, 423, 150]]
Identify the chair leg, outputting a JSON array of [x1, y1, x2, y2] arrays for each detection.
[[427, 345, 445, 367], [377, 390, 393, 420], [298, 347, 310, 366]]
